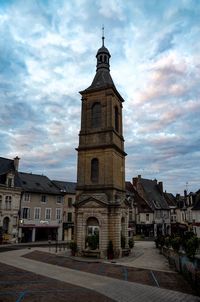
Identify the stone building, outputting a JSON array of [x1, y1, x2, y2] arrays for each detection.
[[0, 157, 21, 243], [18, 172, 63, 242], [133, 175, 170, 237], [75, 35, 129, 258], [126, 181, 154, 238], [53, 180, 76, 241]]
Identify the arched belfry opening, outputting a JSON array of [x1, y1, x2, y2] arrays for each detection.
[[75, 31, 129, 258]]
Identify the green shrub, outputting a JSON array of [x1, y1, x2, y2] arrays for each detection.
[[185, 236, 199, 259], [155, 235, 165, 248], [128, 238, 134, 249], [86, 234, 99, 250], [171, 236, 182, 253], [164, 236, 171, 248]]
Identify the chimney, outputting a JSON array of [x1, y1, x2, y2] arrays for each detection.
[[13, 156, 20, 171], [158, 181, 163, 194], [132, 175, 141, 188]]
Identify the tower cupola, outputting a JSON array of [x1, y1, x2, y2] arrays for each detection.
[[96, 28, 111, 71]]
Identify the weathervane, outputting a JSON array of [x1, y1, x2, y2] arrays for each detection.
[[102, 25, 105, 46]]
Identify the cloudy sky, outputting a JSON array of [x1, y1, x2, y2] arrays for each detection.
[[0, 0, 199, 194]]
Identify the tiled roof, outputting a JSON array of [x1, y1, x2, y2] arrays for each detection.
[[0, 157, 21, 187], [52, 180, 76, 194], [140, 178, 169, 210], [192, 191, 200, 210], [0, 157, 14, 175], [19, 172, 61, 195], [84, 69, 115, 92], [164, 192, 176, 207], [126, 181, 153, 213]]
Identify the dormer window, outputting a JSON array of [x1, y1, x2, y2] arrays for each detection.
[[7, 177, 13, 188]]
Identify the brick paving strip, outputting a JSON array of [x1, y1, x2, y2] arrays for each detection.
[[0, 262, 115, 302], [23, 250, 197, 296], [0, 248, 199, 302]]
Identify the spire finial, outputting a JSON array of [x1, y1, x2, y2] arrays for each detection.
[[102, 25, 105, 46]]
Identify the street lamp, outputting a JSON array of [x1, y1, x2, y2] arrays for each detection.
[[133, 201, 137, 235]]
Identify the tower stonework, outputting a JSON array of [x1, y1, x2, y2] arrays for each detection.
[[75, 36, 129, 258]]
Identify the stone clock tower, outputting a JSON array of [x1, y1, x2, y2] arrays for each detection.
[[75, 33, 128, 258]]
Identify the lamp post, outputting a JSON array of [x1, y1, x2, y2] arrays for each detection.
[[133, 201, 137, 235], [162, 214, 166, 236]]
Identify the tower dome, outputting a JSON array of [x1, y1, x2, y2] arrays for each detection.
[[96, 30, 111, 71]]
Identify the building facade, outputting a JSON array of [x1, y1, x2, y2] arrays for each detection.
[[0, 157, 21, 243], [18, 172, 63, 242], [75, 35, 129, 258], [132, 175, 170, 237], [53, 180, 76, 241]]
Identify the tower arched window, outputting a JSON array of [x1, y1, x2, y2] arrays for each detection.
[[91, 158, 99, 183], [91, 102, 101, 128], [114, 106, 119, 132]]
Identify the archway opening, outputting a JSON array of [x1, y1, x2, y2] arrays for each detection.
[[86, 217, 99, 250]]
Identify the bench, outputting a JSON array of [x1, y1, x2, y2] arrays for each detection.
[[82, 249, 100, 258]]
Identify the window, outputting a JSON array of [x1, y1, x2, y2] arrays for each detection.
[[5, 196, 12, 210], [0, 195, 2, 209], [41, 195, 47, 203], [24, 193, 30, 202], [56, 208, 62, 220], [87, 217, 99, 236], [7, 177, 13, 187], [91, 102, 101, 128], [146, 214, 149, 221], [67, 212, 72, 222], [68, 197, 72, 208], [45, 208, 51, 220], [91, 158, 99, 183], [114, 106, 119, 132], [22, 207, 30, 219], [34, 208, 41, 220], [156, 210, 161, 218], [57, 196, 63, 204]]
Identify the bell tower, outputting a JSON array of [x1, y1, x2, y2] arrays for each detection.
[[75, 31, 128, 258]]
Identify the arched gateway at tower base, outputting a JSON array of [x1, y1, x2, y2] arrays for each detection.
[[75, 34, 129, 258]]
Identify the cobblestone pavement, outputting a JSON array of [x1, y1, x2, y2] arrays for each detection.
[[117, 241, 173, 272], [0, 248, 199, 302], [24, 250, 196, 295]]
